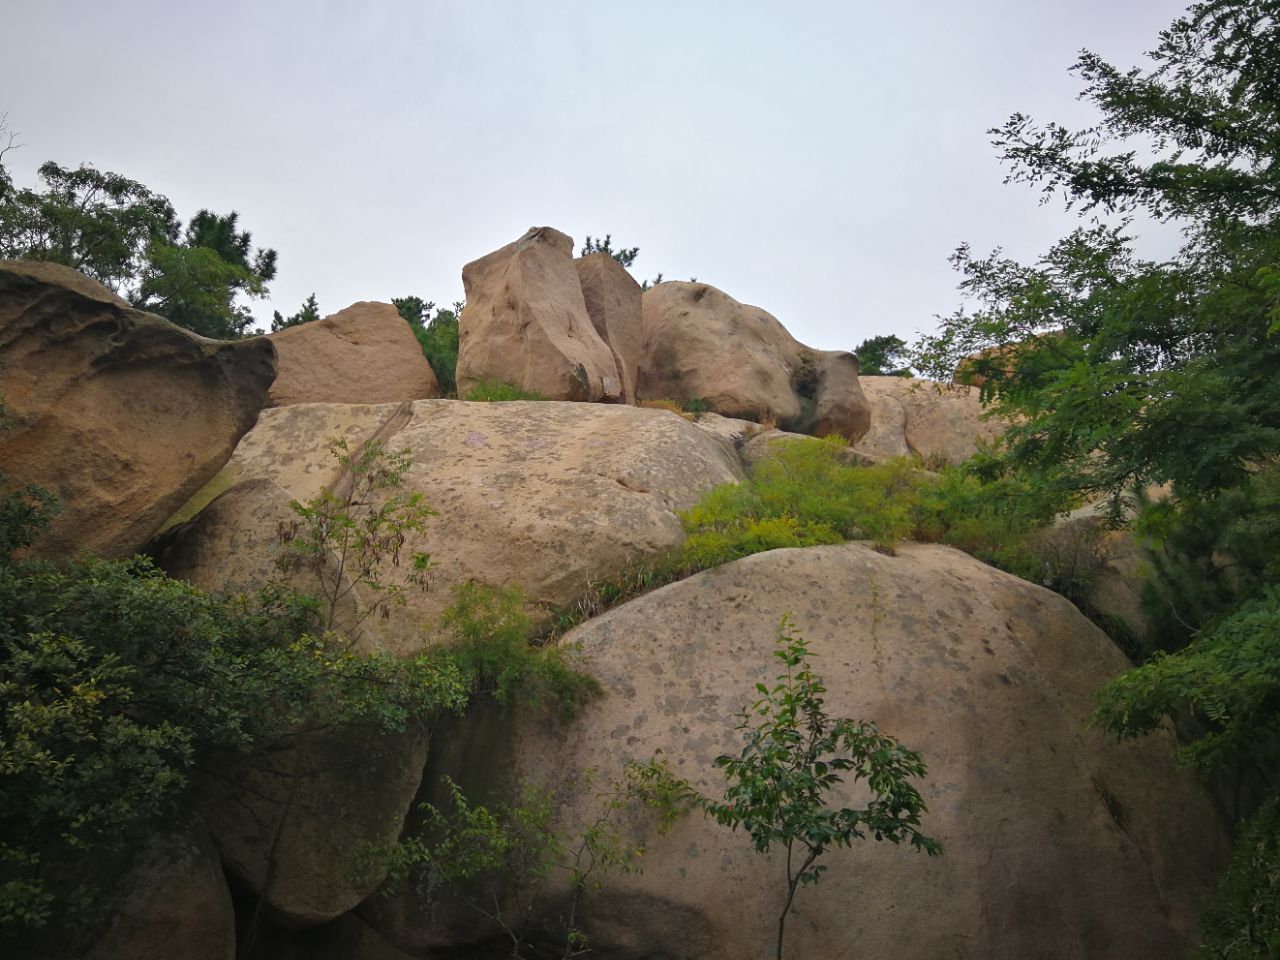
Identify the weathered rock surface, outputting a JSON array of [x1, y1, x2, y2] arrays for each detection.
[[269, 301, 439, 406], [575, 252, 643, 404], [199, 722, 430, 927], [457, 228, 621, 401], [86, 823, 234, 960], [638, 281, 803, 424], [243, 913, 418, 960], [417, 543, 1228, 959], [637, 281, 870, 441], [0, 260, 275, 558], [157, 400, 744, 656], [854, 376, 1006, 466], [812, 349, 871, 440]]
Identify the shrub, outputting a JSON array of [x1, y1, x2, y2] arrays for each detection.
[[442, 582, 600, 718]]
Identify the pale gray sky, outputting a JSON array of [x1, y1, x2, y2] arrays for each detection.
[[2, 0, 1189, 349]]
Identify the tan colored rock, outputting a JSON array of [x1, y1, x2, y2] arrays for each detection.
[[855, 376, 1006, 466], [456, 227, 621, 401], [638, 281, 803, 424], [575, 252, 643, 404], [198, 722, 430, 927], [637, 281, 870, 442], [157, 400, 744, 657], [86, 823, 234, 960], [409, 543, 1226, 959], [0, 260, 276, 559], [812, 349, 870, 440], [269, 301, 439, 406]]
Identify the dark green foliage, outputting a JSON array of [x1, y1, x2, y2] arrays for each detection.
[[464, 379, 548, 402], [0, 161, 176, 293], [853, 334, 912, 377], [441, 582, 600, 718], [1197, 796, 1280, 960], [135, 209, 277, 339], [580, 234, 639, 268], [912, 0, 1280, 508], [271, 292, 320, 332], [0, 146, 277, 339], [908, 3, 1280, 950], [1094, 587, 1280, 776], [698, 616, 940, 959], [0, 436, 473, 938], [395, 297, 461, 397], [0, 550, 467, 936]]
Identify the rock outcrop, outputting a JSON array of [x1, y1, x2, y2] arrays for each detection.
[[456, 228, 622, 401], [86, 824, 234, 960], [157, 400, 744, 656], [198, 723, 430, 927], [268, 301, 439, 406], [637, 281, 871, 441], [575, 252, 643, 405], [398, 542, 1227, 959], [854, 375, 1006, 466], [638, 281, 803, 424], [0, 260, 276, 558]]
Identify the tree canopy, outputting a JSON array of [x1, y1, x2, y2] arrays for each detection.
[[0, 136, 277, 339], [914, 0, 1280, 507], [912, 3, 1280, 952]]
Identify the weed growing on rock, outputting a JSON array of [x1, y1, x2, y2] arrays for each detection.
[[275, 435, 434, 637], [381, 757, 692, 959], [443, 582, 600, 719]]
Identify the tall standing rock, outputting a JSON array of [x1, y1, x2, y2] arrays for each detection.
[[456, 228, 621, 401], [0, 260, 275, 559], [574, 252, 643, 404], [268, 301, 439, 406]]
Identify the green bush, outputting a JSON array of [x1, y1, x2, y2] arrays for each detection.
[[442, 582, 600, 718], [394, 298, 460, 397], [0, 551, 467, 939], [546, 436, 1074, 640], [464, 380, 549, 402]]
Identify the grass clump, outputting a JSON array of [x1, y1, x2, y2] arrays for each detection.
[[465, 380, 549, 402]]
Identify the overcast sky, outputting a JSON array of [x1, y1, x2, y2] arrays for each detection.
[[3, 0, 1190, 349]]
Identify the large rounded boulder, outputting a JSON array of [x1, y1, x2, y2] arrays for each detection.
[[0, 260, 276, 558], [156, 399, 743, 656], [638, 281, 870, 441], [405, 542, 1228, 959]]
